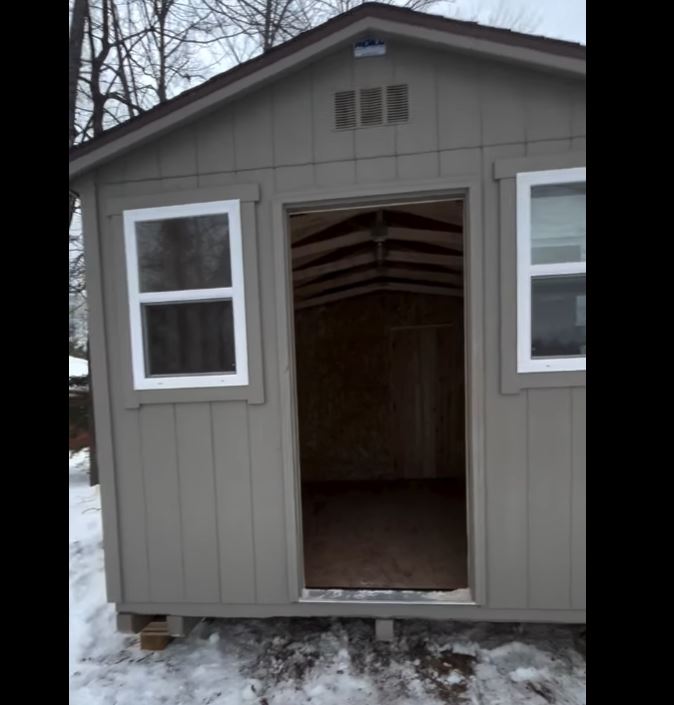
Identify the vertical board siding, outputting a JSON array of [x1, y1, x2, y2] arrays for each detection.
[[484, 394, 528, 607], [111, 406, 150, 602], [139, 404, 185, 603], [275, 165, 315, 192], [523, 74, 573, 143], [121, 143, 161, 182], [479, 64, 526, 146], [356, 156, 397, 183], [91, 42, 584, 614], [397, 152, 439, 181], [175, 403, 220, 603], [158, 125, 197, 177], [273, 75, 314, 166], [571, 86, 586, 136], [392, 44, 437, 156], [311, 48, 355, 164], [197, 109, 236, 175], [212, 401, 256, 603], [527, 389, 573, 609], [571, 388, 586, 609], [439, 147, 481, 178], [315, 160, 357, 187], [234, 92, 274, 171], [436, 53, 481, 150], [526, 139, 572, 156]]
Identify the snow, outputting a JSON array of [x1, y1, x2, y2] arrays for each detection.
[[70, 450, 586, 705], [69, 355, 88, 378]]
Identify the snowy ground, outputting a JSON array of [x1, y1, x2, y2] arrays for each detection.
[[70, 450, 586, 705]]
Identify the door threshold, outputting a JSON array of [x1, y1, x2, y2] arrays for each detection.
[[300, 587, 474, 605]]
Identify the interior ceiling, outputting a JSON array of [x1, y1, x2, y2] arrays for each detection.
[[290, 200, 464, 309]]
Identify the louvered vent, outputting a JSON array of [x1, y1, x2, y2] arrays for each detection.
[[335, 90, 356, 129], [359, 87, 384, 126], [386, 84, 409, 123], [334, 84, 409, 129]]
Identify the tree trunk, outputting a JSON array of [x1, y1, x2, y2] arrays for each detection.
[[69, 0, 88, 147]]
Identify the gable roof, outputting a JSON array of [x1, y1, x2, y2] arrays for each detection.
[[69, 2, 585, 181]]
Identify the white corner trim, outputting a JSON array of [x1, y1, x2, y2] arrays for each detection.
[[123, 199, 249, 390]]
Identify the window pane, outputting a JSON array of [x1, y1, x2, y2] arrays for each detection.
[[531, 182, 585, 265], [142, 300, 235, 376], [136, 214, 231, 292], [532, 275, 586, 358]]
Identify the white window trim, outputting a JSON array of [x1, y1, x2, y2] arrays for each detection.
[[516, 167, 586, 374], [123, 199, 249, 390]]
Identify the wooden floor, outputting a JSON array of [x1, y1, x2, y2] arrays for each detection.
[[301, 479, 468, 591]]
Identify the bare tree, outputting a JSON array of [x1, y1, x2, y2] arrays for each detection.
[[70, 0, 89, 147], [203, 0, 442, 60]]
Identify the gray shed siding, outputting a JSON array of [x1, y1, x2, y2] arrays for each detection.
[[85, 40, 585, 620]]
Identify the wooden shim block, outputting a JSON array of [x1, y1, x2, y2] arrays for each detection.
[[139, 620, 173, 651]]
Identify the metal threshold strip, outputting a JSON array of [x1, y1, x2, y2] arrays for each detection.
[[300, 588, 474, 605]]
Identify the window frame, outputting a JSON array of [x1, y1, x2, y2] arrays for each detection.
[[516, 167, 586, 374], [123, 199, 249, 390]]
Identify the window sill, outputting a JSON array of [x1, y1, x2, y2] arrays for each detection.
[[518, 358, 586, 374], [133, 373, 248, 390]]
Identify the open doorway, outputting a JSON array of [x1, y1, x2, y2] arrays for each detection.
[[290, 197, 468, 592]]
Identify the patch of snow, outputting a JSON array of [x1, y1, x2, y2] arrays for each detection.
[[510, 666, 550, 683], [446, 671, 464, 684], [452, 641, 480, 657], [70, 449, 586, 705], [69, 355, 88, 378]]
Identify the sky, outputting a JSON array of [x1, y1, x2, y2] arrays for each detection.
[[526, 0, 585, 43], [441, 0, 586, 44]]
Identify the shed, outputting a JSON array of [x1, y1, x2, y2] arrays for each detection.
[[69, 3, 585, 630]]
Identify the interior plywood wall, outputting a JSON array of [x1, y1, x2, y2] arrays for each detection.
[[295, 290, 465, 482]]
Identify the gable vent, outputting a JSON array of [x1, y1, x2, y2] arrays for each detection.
[[359, 87, 384, 126], [386, 84, 409, 123], [334, 84, 409, 130], [335, 90, 357, 129]]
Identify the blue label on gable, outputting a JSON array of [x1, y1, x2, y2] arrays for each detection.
[[354, 39, 386, 57]]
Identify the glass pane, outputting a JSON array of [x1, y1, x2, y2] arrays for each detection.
[[531, 275, 586, 358], [142, 300, 235, 376], [531, 182, 585, 264], [136, 214, 231, 292]]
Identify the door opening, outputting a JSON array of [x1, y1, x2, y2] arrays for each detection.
[[289, 197, 468, 591]]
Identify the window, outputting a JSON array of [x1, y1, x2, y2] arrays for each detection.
[[123, 200, 248, 389], [516, 168, 586, 373]]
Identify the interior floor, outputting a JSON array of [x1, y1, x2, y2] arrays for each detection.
[[302, 479, 467, 591]]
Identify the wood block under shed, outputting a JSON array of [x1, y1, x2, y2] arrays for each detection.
[[139, 620, 172, 651]]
